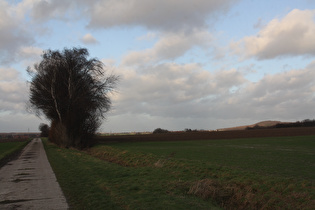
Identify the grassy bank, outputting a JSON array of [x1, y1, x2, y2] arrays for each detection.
[[44, 136, 315, 209], [44, 139, 219, 209], [0, 141, 29, 163]]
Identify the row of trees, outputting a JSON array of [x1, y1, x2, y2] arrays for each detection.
[[29, 48, 118, 149], [152, 128, 205, 133]]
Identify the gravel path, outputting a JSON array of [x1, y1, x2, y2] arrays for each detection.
[[0, 138, 68, 209]]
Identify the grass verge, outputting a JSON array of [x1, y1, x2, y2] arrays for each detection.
[[0, 140, 29, 167], [43, 139, 219, 209]]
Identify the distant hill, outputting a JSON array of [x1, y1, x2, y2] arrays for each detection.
[[218, 121, 289, 131]]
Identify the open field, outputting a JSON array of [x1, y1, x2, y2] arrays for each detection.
[[44, 134, 315, 209], [97, 127, 315, 143], [0, 133, 39, 141], [106, 135, 315, 180]]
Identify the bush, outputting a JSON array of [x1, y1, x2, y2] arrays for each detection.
[[39, 123, 50, 137], [153, 128, 169, 134], [185, 128, 199, 132]]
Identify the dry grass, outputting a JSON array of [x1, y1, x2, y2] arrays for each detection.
[[153, 159, 164, 167], [87, 145, 157, 167], [188, 178, 315, 209], [188, 179, 229, 199]]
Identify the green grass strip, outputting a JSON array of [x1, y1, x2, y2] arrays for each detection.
[[0, 141, 29, 162]]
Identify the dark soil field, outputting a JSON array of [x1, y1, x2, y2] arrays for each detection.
[[97, 127, 315, 143]]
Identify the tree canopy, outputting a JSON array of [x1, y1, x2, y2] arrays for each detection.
[[39, 123, 50, 137], [28, 47, 118, 148]]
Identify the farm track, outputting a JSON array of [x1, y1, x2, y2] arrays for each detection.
[[97, 127, 315, 143], [0, 138, 68, 209]]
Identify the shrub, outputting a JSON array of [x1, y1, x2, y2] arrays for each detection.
[[153, 128, 169, 134]]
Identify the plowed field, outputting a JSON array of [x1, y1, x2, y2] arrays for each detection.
[[97, 127, 315, 143]]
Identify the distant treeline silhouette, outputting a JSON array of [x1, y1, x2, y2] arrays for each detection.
[[247, 119, 315, 130]]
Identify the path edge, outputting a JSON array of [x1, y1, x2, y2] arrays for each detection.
[[0, 140, 30, 169]]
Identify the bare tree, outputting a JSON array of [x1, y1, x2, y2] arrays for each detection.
[[28, 47, 118, 148]]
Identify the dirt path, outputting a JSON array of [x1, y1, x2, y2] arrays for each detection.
[[0, 138, 68, 209]]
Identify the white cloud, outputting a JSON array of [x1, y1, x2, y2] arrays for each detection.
[[213, 61, 315, 120], [232, 9, 315, 59], [110, 62, 247, 118], [109, 60, 315, 126], [101, 58, 116, 67], [18, 46, 42, 59], [88, 0, 238, 31], [0, 67, 19, 81], [123, 29, 213, 65], [0, 68, 28, 112], [0, 0, 34, 64], [81, 33, 99, 44]]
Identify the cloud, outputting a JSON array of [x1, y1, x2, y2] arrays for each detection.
[[88, 0, 238, 31], [0, 0, 233, 65], [110, 62, 247, 118], [109, 60, 315, 125], [29, 0, 79, 21], [0, 0, 34, 64], [81, 33, 99, 44], [18, 46, 42, 59], [0, 67, 19, 81], [0, 112, 43, 132], [23, 0, 238, 32], [0, 68, 28, 112], [18, 46, 44, 70], [212, 61, 315, 120], [123, 29, 213, 65], [232, 9, 315, 59]]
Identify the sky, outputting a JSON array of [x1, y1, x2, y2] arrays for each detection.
[[0, 0, 315, 133]]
